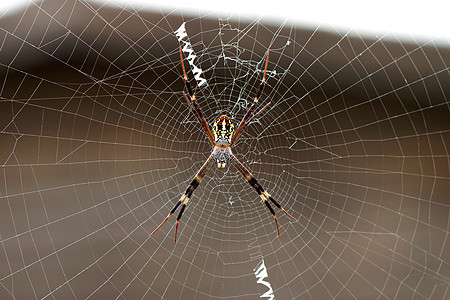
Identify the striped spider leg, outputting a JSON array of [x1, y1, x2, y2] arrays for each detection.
[[229, 51, 297, 236], [150, 48, 216, 244], [150, 154, 214, 244], [231, 154, 298, 237], [230, 51, 270, 147], [179, 47, 215, 146]]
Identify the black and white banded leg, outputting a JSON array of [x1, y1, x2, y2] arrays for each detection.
[[231, 154, 298, 237], [150, 154, 214, 244]]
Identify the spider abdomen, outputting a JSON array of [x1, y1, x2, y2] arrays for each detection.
[[213, 115, 234, 146]]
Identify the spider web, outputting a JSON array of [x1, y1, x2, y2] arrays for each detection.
[[0, 1, 449, 299]]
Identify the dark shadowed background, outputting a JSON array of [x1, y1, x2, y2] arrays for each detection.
[[0, 1, 449, 299]]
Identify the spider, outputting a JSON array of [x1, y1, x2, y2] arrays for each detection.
[[150, 48, 298, 244]]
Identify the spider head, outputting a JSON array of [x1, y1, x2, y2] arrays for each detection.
[[213, 115, 234, 146]]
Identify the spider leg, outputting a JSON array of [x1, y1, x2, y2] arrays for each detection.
[[183, 92, 202, 125], [232, 101, 271, 142], [230, 154, 297, 238], [179, 47, 215, 145], [150, 154, 214, 244], [230, 50, 270, 146]]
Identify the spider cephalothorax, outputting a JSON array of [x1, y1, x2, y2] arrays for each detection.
[[150, 48, 297, 244]]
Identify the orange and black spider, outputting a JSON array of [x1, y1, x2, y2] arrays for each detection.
[[150, 48, 297, 244]]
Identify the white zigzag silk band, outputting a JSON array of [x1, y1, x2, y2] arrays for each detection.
[[254, 260, 275, 300], [174, 22, 208, 87]]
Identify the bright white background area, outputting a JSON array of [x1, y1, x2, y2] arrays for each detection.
[[93, 0, 449, 44], [0, 0, 36, 17], [2, 0, 448, 44]]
